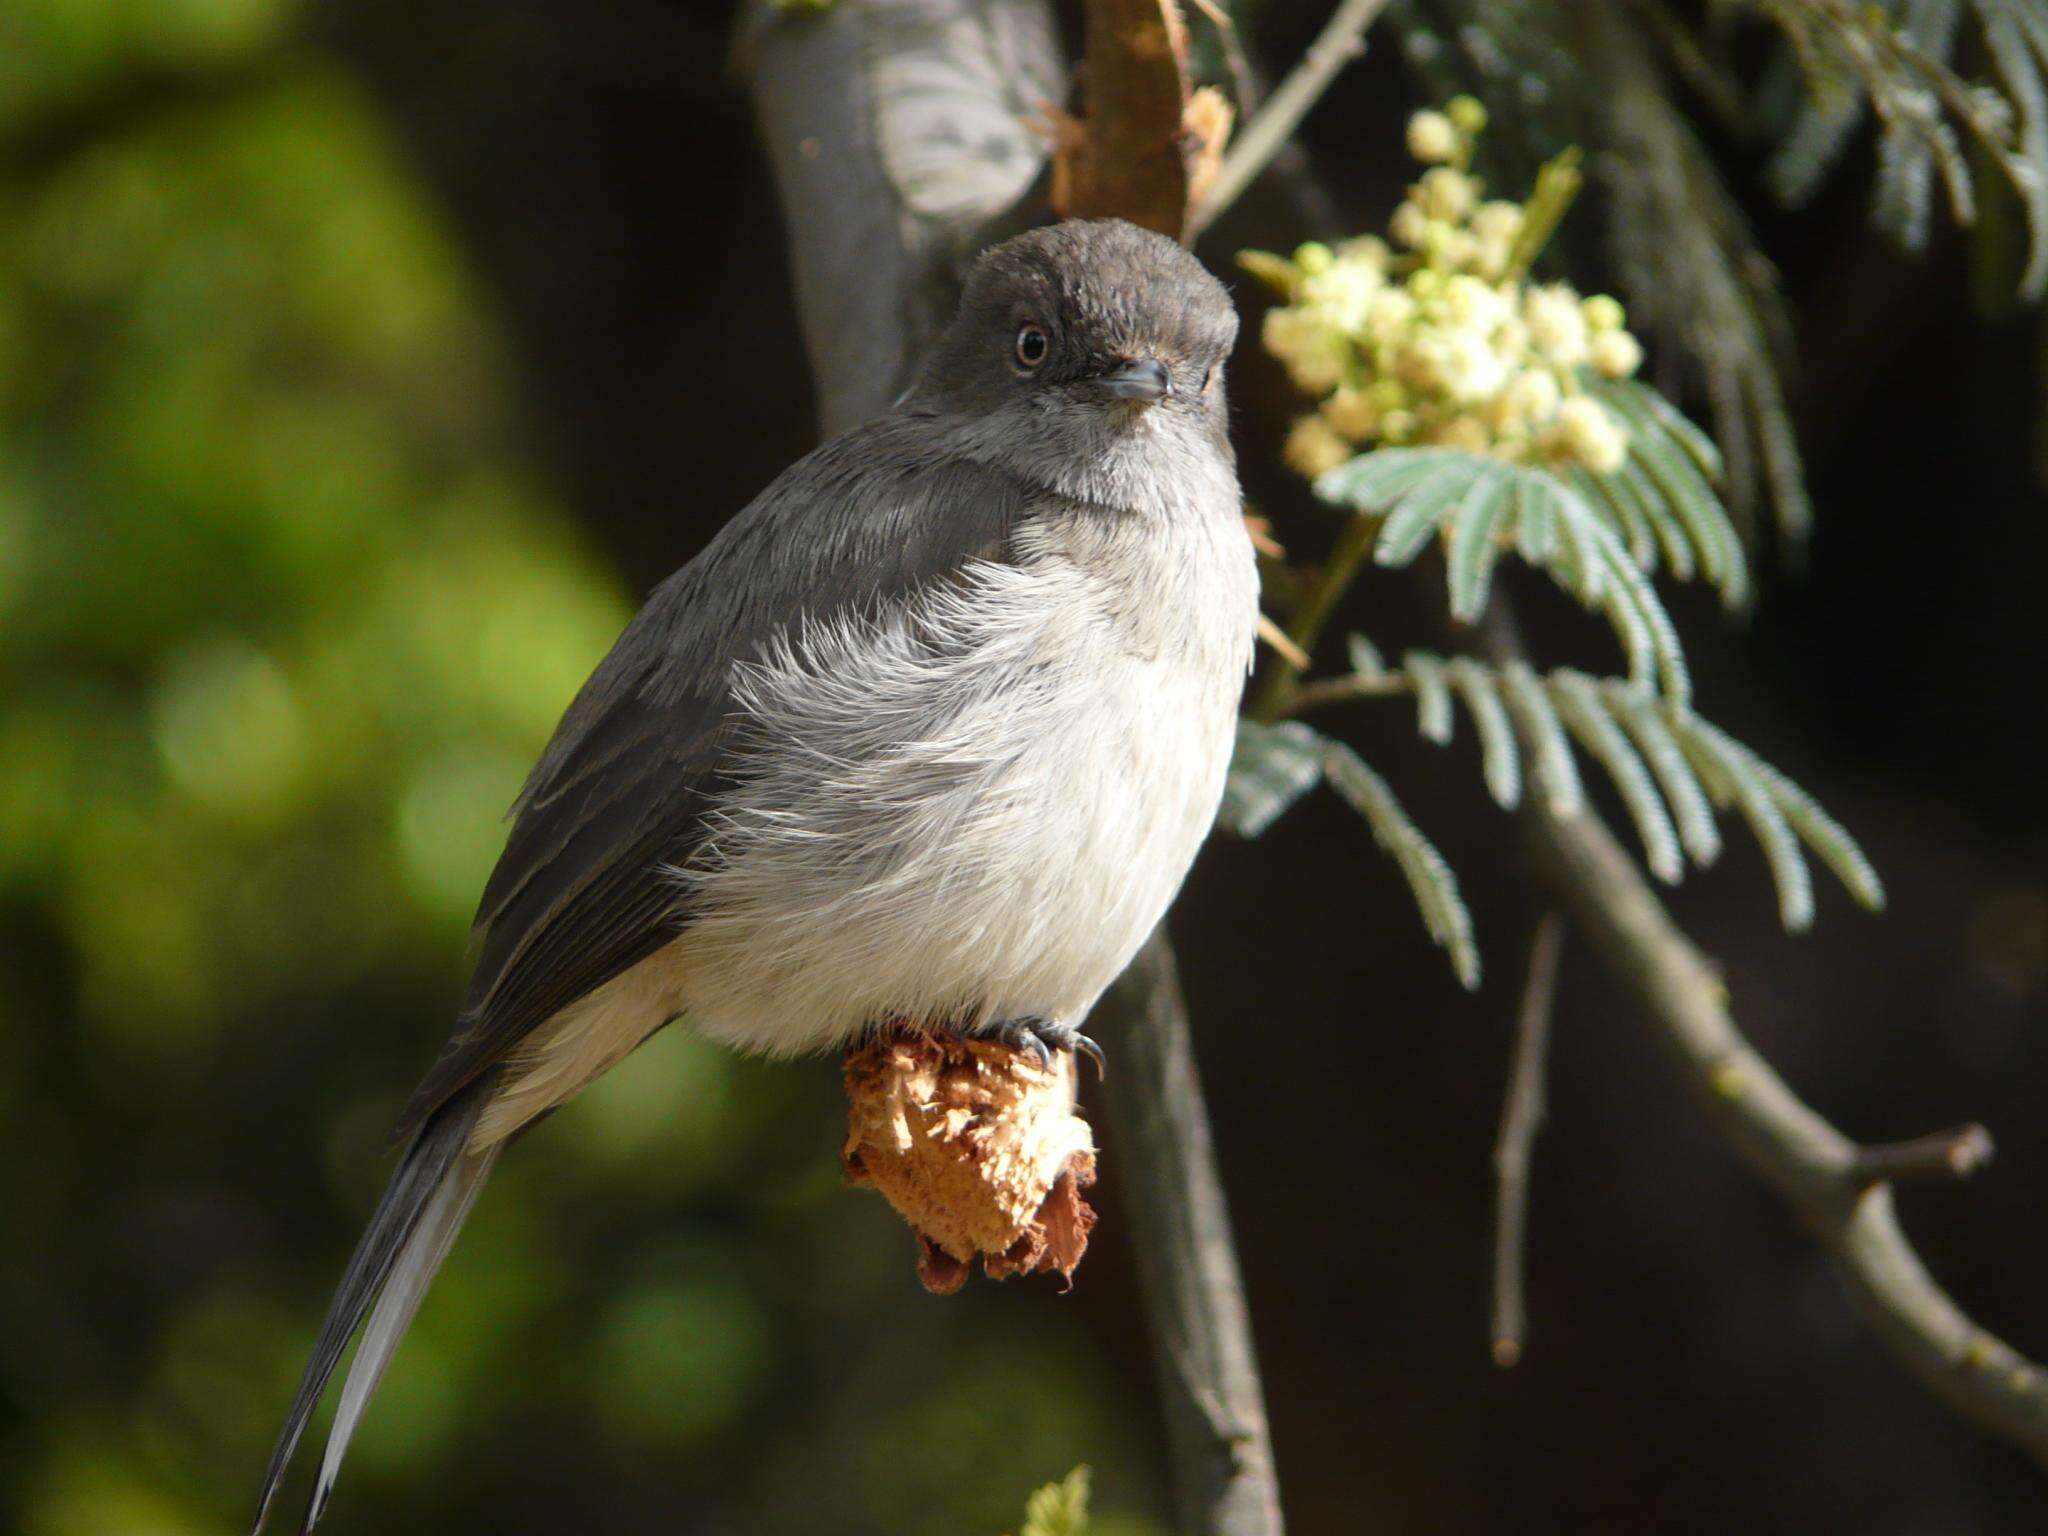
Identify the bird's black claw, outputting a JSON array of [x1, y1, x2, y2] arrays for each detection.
[[990, 1018, 1054, 1070], [983, 1018, 1104, 1079]]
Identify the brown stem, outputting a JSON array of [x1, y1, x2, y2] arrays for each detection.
[[1099, 930, 1285, 1536], [1461, 596, 2048, 1462], [1490, 911, 1566, 1370], [1249, 512, 1376, 722], [1523, 791, 2048, 1466], [1851, 1125, 1995, 1189]]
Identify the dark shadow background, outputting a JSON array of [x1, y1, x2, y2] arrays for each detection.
[[3, 2, 2046, 1532]]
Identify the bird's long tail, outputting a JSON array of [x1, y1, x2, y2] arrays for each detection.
[[252, 1071, 501, 1535]]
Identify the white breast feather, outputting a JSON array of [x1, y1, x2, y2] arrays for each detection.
[[670, 510, 1252, 1056]]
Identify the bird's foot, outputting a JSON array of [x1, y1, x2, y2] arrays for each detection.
[[981, 1017, 1105, 1080]]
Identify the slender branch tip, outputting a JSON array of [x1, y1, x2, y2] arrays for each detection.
[[1852, 1124, 1995, 1188]]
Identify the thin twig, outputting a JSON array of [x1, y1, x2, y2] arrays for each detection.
[[1248, 511, 1377, 721], [1851, 1125, 1994, 1188], [1255, 612, 1313, 669], [1491, 911, 1566, 1370], [1186, 0, 1261, 118], [1187, 0, 1390, 240]]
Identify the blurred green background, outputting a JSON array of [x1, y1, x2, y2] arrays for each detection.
[[0, 5, 1167, 1532]]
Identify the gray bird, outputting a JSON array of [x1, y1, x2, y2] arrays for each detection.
[[253, 217, 1255, 1532]]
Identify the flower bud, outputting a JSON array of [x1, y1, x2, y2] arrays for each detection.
[[1431, 416, 1491, 453], [1293, 241, 1334, 276], [1502, 367, 1562, 425], [1284, 414, 1354, 477], [1419, 167, 1477, 221], [1438, 330, 1510, 403], [1581, 294, 1626, 333], [1407, 109, 1459, 164], [1365, 287, 1418, 339], [1389, 200, 1430, 250], [1447, 95, 1488, 135], [1321, 388, 1382, 441], [1589, 329, 1643, 379], [1472, 201, 1526, 245], [1524, 283, 1588, 368], [1552, 397, 1628, 473], [1335, 235, 1392, 270]]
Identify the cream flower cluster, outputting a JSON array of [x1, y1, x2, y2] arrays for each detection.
[[1245, 98, 1644, 482]]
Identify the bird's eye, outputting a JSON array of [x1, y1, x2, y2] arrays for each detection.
[[1014, 324, 1049, 369]]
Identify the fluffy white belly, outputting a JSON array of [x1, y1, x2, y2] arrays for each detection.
[[672, 542, 1246, 1055]]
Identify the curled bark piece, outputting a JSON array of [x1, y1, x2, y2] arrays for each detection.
[[843, 1032, 1098, 1292]]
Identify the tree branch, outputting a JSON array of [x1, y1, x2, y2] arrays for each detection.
[[1187, 0, 1390, 241], [1490, 910, 1566, 1370], [1521, 792, 2048, 1466], [1099, 930, 1286, 1536]]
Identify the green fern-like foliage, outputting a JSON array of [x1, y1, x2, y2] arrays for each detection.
[[1311, 377, 1742, 704], [1757, 0, 2048, 296], [1222, 652, 1882, 986], [1223, 719, 1482, 987], [1219, 352, 1890, 981]]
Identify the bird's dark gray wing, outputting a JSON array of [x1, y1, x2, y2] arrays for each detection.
[[393, 415, 1028, 1139]]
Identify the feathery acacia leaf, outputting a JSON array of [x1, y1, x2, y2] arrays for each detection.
[[1583, 2, 1816, 543], [1746, 751, 1888, 911], [1500, 661, 1585, 817], [1668, 716, 1817, 930], [1224, 716, 1482, 987], [1594, 380, 1748, 604], [1323, 740, 1482, 990], [1550, 671, 1685, 883], [1316, 448, 1699, 704], [1513, 470, 1559, 564], [1606, 686, 1723, 865], [1405, 649, 1456, 745], [1218, 720, 1325, 838], [1287, 653, 1877, 930], [1315, 446, 1474, 510], [1682, 717, 1887, 914], [1754, 0, 2048, 298], [1446, 467, 1517, 620], [1447, 658, 1523, 808], [1982, 1, 2048, 296]]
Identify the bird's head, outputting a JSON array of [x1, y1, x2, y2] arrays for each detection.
[[912, 219, 1239, 484]]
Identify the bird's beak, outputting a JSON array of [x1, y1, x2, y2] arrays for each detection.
[[1095, 357, 1171, 402]]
